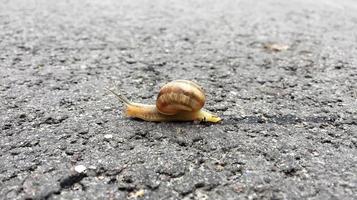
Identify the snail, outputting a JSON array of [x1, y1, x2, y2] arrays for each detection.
[[106, 80, 221, 123]]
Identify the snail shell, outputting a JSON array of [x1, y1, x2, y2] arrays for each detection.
[[156, 80, 206, 115]]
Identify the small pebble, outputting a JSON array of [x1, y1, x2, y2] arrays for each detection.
[[88, 165, 97, 170], [130, 189, 145, 198], [264, 43, 289, 51], [74, 165, 87, 173], [104, 134, 113, 139], [230, 91, 238, 96]]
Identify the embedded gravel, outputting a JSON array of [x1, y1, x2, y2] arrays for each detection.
[[1, 0, 356, 199]]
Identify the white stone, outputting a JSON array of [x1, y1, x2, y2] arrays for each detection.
[[74, 165, 87, 173], [104, 134, 113, 139]]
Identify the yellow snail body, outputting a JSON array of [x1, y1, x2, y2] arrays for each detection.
[[107, 80, 221, 123]]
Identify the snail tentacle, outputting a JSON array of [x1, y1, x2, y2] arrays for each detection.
[[105, 88, 132, 106]]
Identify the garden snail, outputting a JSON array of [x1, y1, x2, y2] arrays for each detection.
[[107, 80, 221, 123]]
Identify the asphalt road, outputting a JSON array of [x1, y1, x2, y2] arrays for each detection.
[[1, 0, 356, 199]]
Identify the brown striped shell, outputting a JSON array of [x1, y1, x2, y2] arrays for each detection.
[[156, 80, 206, 115]]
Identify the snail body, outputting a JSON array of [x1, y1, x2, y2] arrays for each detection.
[[107, 80, 221, 123]]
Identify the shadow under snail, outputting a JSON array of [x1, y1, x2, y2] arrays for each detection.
[[107, 80, 221, 123]]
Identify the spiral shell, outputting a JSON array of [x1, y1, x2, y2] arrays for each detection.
[[156, 80, 206, 115]]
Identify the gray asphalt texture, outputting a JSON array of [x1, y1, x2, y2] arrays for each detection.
[[1, 0, 357, 199]]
